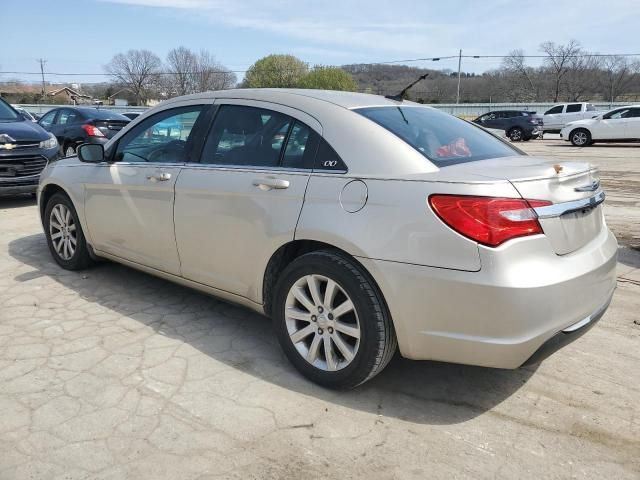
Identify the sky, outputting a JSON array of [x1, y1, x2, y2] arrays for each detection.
[[2, 0, 639, 85]]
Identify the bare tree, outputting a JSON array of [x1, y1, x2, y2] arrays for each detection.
[[165, 48, 236, 96], [105, 49, 162, 105], [192, 50, 236, 92], [540, 40, 582, 102], [501, 49, 538, 101], [600, 55, 639, 103], [562, 54, 601, 101], [166, 46, 198, 96]]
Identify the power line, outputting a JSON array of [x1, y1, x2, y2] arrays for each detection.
[[2, 52, 639, 78]]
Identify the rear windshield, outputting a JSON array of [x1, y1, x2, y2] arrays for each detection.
[[355, 106, 520, 166], [79, 109, 130, 121]]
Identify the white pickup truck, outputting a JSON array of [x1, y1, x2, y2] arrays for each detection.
[[543, 102, 598, 132]]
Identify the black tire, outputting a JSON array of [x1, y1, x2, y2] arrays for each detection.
[[570, 128, 591, 147], [273, 250, 397, 389], [44, 192, 94, 270], [63, 143, 76, 157], [508, 127, 524, 142]]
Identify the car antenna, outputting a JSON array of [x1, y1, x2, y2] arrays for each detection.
[[385, 73, 429, 102]]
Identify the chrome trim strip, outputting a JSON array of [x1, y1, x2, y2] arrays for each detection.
[[574, 179, 600, 192], [534, 191, 605, 219]]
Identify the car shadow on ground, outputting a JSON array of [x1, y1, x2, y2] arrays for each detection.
[[546, 143, 640, 149], [618, 246, 640, 269], [8, 233, 538, 426], [0, 194, 37, 209]]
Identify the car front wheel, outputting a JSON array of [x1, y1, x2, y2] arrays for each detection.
[[570, 128, 591, 147], [44, 192, 94, 270], [273, 250, 397, 389]]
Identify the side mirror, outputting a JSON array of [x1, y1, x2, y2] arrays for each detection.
[[77, 143, 105, 163]]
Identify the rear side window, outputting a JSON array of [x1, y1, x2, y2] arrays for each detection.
[[355, 106, 519, 166], [586, 104, 597, 111], [566, 104, 582, 113], [545, 105, 564, 114], [58, 110, 81, 125]]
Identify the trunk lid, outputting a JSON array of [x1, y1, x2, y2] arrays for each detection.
[[440, 157, 605, 255], [92, 120, 129, 139]]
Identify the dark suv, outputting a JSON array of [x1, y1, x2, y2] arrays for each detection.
[[0, 98, 59, 195], [473, 110, 543, 141], [38, 107, 130, 158]]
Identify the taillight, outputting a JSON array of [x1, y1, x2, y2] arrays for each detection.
[[428, 195, 552, 247], [81, 124, 105, 137]]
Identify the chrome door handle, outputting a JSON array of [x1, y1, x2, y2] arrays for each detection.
[[252, 178, 290, 190], [146, 172, 172, 182]]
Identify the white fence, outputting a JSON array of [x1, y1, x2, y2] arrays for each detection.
[[15, 101, 631, 118]]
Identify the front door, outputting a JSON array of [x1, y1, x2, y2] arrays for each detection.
[[174, 101, 321, 302], [84, 104, 207, 275], [595, 108, 630, 140]]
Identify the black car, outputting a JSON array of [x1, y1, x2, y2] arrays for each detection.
[[473, 110, 543, 141], [38, 107, 130, 157], [0, 97, 59, 195]]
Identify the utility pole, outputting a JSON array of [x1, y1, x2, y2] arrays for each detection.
[[37, 58, 47, 101], [456, 49, 462, 104]]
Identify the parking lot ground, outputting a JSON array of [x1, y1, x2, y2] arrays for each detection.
[[0, 139, 639, 479]]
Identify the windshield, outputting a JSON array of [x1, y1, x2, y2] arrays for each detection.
[[356, 106, 520, 166], [0, 98, 20, 122]]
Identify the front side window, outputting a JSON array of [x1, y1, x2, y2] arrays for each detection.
[[39, 110, 57, 128], [356, 106, 519, 166], [604, 108, 630, 120], [545, 105, 564, 115], [566, 104, 582, 113], [58, 110, 80, 125], [113, 106, 203, 163]]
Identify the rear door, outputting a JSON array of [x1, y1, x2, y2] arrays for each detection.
[[84, 104, 207, 274], [564, 103, 584, 124], [625, 107, 640, 138], [174, 100, 320, 302]]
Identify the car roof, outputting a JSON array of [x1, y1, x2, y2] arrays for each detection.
[[163, 88, 419, 110]]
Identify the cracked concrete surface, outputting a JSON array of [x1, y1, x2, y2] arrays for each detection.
[[1, 139, 639, 479]]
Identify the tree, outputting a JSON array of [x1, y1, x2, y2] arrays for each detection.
[[501, 49, 538, 101], [562, 54, 601, 101], [600, 55, 639, 103], [105, 49, 162, 105], [192, 50, 237, 93], [166, 46, 198, 96], [297, 67, 357, 91], [243, 54, 308, 88], [165, 48, 236, 96], [540, 40, 582, 102]]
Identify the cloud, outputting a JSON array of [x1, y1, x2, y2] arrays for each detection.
[[100, 0, 640, 64]]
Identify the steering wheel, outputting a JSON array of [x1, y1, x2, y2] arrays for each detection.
[[147, 140, 186, 163]]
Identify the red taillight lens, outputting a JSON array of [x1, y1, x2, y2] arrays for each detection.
[[428, 195, 552, 247], [81, 124, 104, 137]]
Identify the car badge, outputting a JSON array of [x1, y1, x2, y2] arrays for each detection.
[[0, 134, 17, 150], [552, 164, 563, 174], [0, 143, 17, 150]]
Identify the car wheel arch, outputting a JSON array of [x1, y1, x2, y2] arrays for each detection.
[[261, 239, 386, 318]]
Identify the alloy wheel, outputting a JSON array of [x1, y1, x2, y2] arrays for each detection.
[[49, 204, 77, 261], [285, 274, 361, 371], [65, 145, 75, 157], [572, 131, 588, 146]]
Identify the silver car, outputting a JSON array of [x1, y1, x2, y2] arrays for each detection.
[[37, 89, 617, 388]]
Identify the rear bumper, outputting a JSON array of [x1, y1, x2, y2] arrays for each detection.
[[359, 227, 618, 368]]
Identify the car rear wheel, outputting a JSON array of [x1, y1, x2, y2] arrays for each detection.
[[44, 192, 94, 270], [273, 250, 397, 389], [570, 128, 591, 147], [508, 127, 524, 142]]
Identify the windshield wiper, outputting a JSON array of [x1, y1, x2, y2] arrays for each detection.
[[386, 73, 429, 102]]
